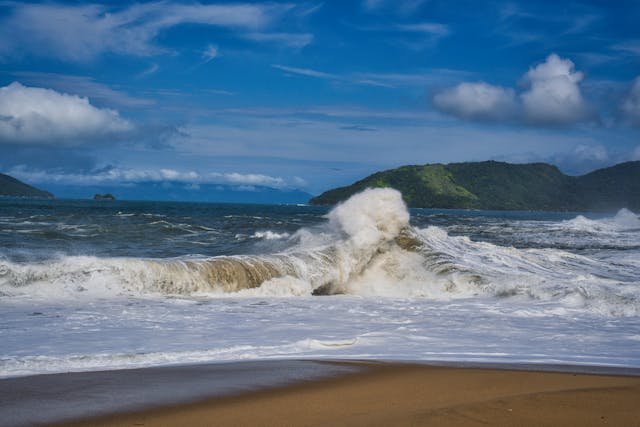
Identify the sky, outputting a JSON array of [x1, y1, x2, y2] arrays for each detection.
[[1, 0, 639, 199]]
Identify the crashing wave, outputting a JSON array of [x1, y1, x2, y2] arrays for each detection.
[[562, 208, 640, 232], [0, 188, 638, 315]]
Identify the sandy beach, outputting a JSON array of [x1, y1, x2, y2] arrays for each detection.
[[21, 361, 635, 427]]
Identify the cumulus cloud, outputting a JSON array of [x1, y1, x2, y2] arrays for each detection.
[[621, 77, 640, 127], [0, 82, 132, 145], [433, 54, 592, 126], [0, 2, 299, 62], [7, 166, 297, 189], [520, 54, 591, 125], [432, 82, 517, 121]]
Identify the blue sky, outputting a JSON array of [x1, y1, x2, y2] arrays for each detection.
[[1, 0, 639, 198]]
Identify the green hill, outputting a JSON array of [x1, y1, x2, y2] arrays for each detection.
[[310, 161, 640, 211], [0, 173, 54, 199]]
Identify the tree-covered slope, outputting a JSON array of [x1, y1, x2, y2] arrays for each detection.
[[0, 173, 54, 199], [310, 161, 640, 211], [574, 161, 640, 211]]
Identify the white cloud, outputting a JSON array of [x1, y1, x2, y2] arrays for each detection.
[[520, 54, 591, 125], [137, 64, 160, 78], [8, 166, 294, 189], [272, 64, 337, 80], [0, 2, 296, 62], [12, 72, 154, 108], [632, 146, 640, 161], [202, 45, 219, 63], [353, 19, 451, 49], [0, 82, 132, 145], [173, 115, 596, 167], [496, 4, 598, 47], [433, 54, 592, 126], [224, 172, 285, 187], [433, 82, 517, 121], [612, 40, 640, 56], [353, 69, 474, 88], [272, 64, 460, 89], [621, 77, 640, 127]]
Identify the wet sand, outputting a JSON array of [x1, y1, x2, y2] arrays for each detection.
[[41, 361, 640, 427], [0, 360, 358, 427]]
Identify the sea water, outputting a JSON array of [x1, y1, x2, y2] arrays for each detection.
[[1, 189, 639, 378]]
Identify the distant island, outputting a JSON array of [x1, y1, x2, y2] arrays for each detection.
[[93, 193, 116, 201], [0, 173, 54, 199], [310, 161, 640, 212]]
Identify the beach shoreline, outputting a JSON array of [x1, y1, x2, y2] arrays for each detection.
[[2, 360, 639, 426]]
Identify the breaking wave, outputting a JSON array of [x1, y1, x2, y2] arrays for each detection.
[[561, 208, 640, 232], [1, 188, 638, 315]]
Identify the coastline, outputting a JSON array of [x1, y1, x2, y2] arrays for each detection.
[[2, 360, 639, 427]]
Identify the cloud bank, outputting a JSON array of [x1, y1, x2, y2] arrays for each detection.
[[0, 82, 132, 145], [433, 82, 517, 121], [433, 54, 593, 126], [8, 166, 300, 190]]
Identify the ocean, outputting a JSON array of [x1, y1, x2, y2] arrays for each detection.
[[1, 188, 639, 378]]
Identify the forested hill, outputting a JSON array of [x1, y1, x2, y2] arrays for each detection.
[[310, 161, 640, 211], [0, 173, 54, 199]]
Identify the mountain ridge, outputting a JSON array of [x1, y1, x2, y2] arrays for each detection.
[[0, 173, 54, 199], [310, 161, 640, 211]]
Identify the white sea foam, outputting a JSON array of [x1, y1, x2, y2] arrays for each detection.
[[251, 230, 291, 240], [2, 295, 639, 378], [562, 208, 640, 232], [0, 188, 638, 316], [1, 189, 640, 377]]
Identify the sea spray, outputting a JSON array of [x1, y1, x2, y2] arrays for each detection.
[[0, 188, 639, 315], [562, 208, 640, 232]]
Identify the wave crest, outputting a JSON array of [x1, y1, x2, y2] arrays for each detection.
[[1, 188, 638, 315]]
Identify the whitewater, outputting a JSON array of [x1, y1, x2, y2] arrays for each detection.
[[1, 188, 639, 377]]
